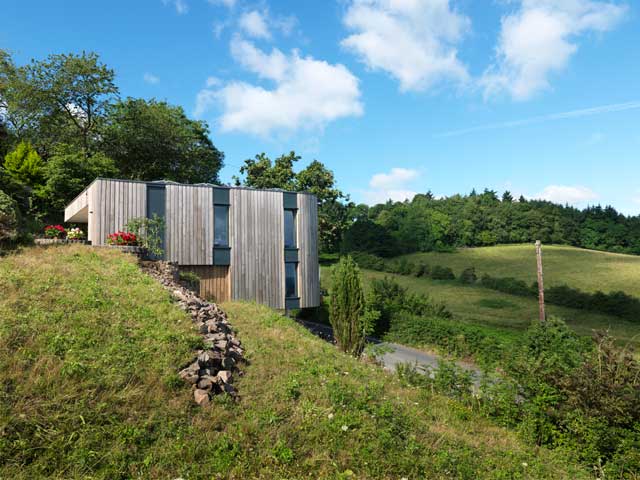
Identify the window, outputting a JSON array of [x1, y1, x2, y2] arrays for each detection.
[[214, 205, 229, 247], [285, 262, 297, 298], [284, 209, 296, 248]]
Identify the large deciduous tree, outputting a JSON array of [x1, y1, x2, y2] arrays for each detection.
[[234, 152, 349, 252], [101, 98, 224, 184]]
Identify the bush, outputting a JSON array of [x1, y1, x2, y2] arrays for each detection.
[[0, 189, 19, 247], [125, 214, 166, 257], [329, 256, 377, 357], [480, 274, 532, 297], [459, 266, 477, 284], [431, 265, 455, 280], [350, 251, 386, 271], [367, 277, 451, 337], [414, 262, 430, 277]]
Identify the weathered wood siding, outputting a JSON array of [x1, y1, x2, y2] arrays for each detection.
[[165, 184, 213, 265], [230, 189, 285, 309], [297, 193, 320, 308], [90, 179, 147, 245], [180, 265, 230, 302]]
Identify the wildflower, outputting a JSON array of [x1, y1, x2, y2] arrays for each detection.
[[341, 425, 348, 431]]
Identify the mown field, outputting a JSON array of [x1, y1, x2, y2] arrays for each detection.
[[0, 245, 589, 479], [402, 244, 640, 296]]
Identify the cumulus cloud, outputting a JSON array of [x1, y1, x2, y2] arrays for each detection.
[[482, 0, 627, 100], [341, 0, 470, 92], [143, 72, 160, 85], [195, 37, 363, 136], [363, 168, 421, 204], [535, 185, 598, 205], [239, 10, 271, 39]]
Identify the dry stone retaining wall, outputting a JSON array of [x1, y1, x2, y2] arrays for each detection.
[[140, 260, 244, 406]]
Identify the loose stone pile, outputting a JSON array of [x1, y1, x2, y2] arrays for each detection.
[[140, 260, 244, 406]]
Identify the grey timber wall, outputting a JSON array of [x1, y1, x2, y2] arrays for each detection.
[[90, 179, 147, 245], [165, 184, 213, 265], [180, 265, 230, 302], [297, 194, 320, 308], [229, 188, 285, 309]]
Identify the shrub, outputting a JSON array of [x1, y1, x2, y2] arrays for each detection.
[[350, 251, 386, 271], [480, 274, 532, 297], [329, 256, 377, 357], [414, 262, 430, 277], [0, 189, 19, 245], [125, 214, 165, 257], [368, 277, 451, 337], [459, 266, 477, 284], [431, 265, 455, 280]]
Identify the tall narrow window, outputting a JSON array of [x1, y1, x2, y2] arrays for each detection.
[[284, 209, 296, 248], [285, 262, 297, 298], [214, 205, 229, 247]]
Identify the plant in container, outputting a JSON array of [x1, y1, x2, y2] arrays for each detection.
[[106, 231, 138, 246], [44, 225, 66, 239], [67, 227, 86, 242]]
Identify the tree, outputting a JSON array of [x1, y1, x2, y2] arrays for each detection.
[[0, 49, 118, 155], [329, 256, 375, 357], [3, 141, 44, 187], [39, 146, 118, 220], [341, 218, 397, 257], [235, 152, 349, 252], [0, 189, 19, 248], [235, 151, 298, 189], [27, 51, 118, 155], [101, 98, 224, 184]]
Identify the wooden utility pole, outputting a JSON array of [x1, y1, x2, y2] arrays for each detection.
[[535, 240, 546, 322]]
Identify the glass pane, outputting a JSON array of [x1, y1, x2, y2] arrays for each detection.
[[285, 262, 297, 298], [214, 205, 229, 246], [284, 209, 296, 248]]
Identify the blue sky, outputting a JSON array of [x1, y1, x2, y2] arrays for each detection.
[[3, 0, 640, 213]]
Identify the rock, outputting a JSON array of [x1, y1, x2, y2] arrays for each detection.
[[197, 376, 214, 390], [217, 370, 232, 384], [222, 356, 235, 370], [194, 389, 210, 406]]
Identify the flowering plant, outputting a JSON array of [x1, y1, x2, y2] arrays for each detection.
[[106, 231, 138, 246], [67, 227, 85, 240], [44, 225, 66, 238]]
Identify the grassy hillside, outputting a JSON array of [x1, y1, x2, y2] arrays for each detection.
[[320, 264, 640, 350], [402, 244, 640, 296], [0, 245, 590, 479]]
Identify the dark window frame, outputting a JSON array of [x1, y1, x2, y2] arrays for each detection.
[[284, 208, 297, 249], [285, 261, 298, 298], [214, 204, 230, 247]]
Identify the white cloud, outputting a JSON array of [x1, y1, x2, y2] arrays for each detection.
[[535, 185, 598, 205], [482, 0, 627, 100], [341, 0, 470, 92], [162, 0, 188, 14], [208, 0, 236, 8], [195, 37, 363, 136], [239, 10, 271, 40], [362, 167, 421, 204], [143, 72, 160, 85]]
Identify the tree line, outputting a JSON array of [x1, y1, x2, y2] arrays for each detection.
[[341, 189, 640, 256]]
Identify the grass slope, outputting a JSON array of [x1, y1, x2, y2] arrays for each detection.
[[0, 246, 589, 479], [403, 244, 640, 297], [320, 265, 640, 350]]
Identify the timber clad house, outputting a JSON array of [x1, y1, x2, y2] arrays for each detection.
[[64, 178, 320, 310]]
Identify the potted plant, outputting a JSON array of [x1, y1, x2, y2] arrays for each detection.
[[67, 227, 86, 243], [106, 230, 145, 255], [37, 224, 67, 244]]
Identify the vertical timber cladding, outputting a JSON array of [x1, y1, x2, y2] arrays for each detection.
[[91, 179, 147, 245], [165, 184, 213, 265], [230, 188, 285, 309], [180, 265, 230, 302], [297, 193, 321, 308]]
